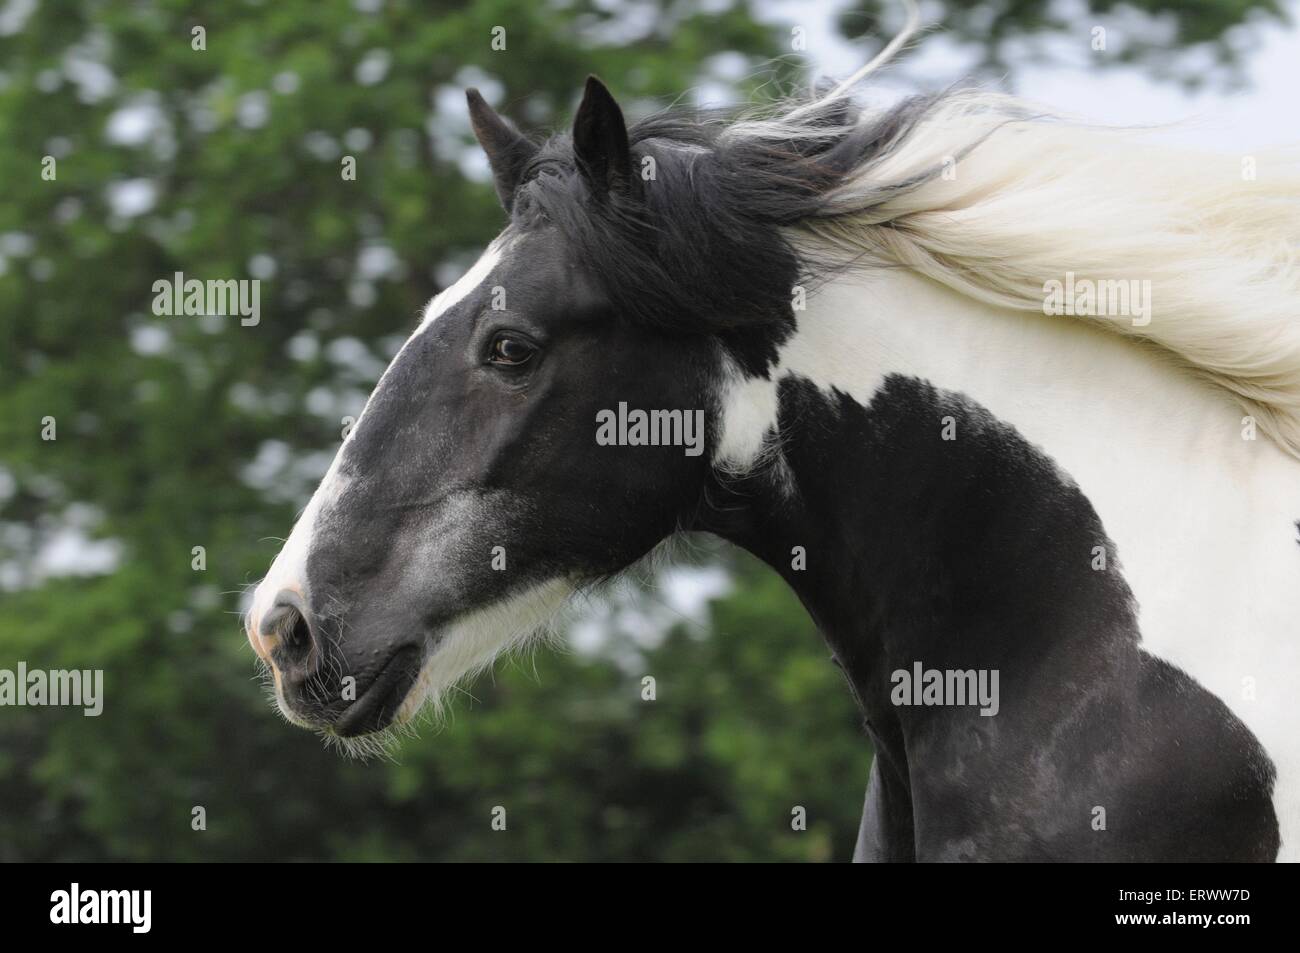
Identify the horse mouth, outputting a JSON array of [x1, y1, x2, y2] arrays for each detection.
[[332, 644, 423, 738]]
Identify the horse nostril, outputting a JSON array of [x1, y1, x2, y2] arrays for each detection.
[[284, 612, 312, 651], [262, 591, 318, 671]]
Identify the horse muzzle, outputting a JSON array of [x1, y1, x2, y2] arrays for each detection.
[[248, 588, 424, 737]]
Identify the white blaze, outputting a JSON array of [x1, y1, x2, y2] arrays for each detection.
[[247, 239, 509, 656]]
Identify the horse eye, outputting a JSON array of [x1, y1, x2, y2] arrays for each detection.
[[489, 333, 537, 366]]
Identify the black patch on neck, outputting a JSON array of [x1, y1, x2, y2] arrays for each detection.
[[704, 373, 1280, 861]]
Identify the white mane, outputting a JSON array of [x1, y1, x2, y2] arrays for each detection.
[[732, 1, 1300, 458]]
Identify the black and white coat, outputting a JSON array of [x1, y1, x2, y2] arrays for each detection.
[[246, 75, 1300, 861]]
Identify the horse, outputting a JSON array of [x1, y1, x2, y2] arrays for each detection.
[[244, 58, 1300, 861]]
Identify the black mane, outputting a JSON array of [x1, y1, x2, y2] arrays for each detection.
[[508, 93, 943, 373]]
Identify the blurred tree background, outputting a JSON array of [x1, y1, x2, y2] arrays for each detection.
[[0, 0, 1287, 861], [840, 0, 1288, 88]]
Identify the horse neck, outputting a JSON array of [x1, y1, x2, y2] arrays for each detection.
[[705, 264, 1298, 733]]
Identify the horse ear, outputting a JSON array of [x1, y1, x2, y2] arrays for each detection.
[[466, 88, 538, 213], [572, 75, 633, 197]]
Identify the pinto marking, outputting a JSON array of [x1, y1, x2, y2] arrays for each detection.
[[718, 266, 1300, 858]]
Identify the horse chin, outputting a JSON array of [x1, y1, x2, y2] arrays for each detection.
[[317, 686, 427, 761], [306, 578, 575, 757], [326, 643, 426, 739]]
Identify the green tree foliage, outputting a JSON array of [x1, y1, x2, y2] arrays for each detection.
[[0, 0, 1278, 860], [0, 0, 863, 863]]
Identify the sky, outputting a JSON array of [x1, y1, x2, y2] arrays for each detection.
[[759, 0, 1300, 150]]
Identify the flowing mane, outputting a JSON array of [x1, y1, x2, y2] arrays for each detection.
[[780, 90, 1300, 460], [511, 77, 1300, 457]]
